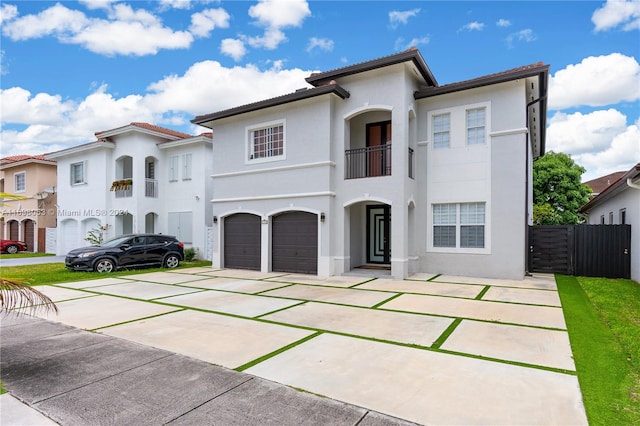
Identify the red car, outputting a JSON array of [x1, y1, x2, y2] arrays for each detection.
[[1, 239, 27, 254]]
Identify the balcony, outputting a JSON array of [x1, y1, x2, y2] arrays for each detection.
[[145, 178, 158, 198], [345, 144, 392, 179]]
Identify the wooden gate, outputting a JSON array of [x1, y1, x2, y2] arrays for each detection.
[[529, 225, 631, 279]]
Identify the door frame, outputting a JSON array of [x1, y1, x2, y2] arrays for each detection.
[[366, 205, 390, 264]]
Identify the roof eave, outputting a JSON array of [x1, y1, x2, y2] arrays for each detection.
[[305, 49, 438, 87], [95, 124, 185, 141], [579, 163, 640, 213], [45, 141, 116, 159], [0, 158, 56, 170], [192, 84, 350, 128]]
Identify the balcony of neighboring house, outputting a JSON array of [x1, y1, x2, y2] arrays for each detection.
[[145, 156, 158, 198]]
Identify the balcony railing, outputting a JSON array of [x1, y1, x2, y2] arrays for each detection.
[[345, 144, 392, 179], [115, 188, 132, 198], [145, 178, 158, 198]]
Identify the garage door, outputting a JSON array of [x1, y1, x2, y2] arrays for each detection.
[[224, 213, 261, 270], [272, 211, 318, 274]]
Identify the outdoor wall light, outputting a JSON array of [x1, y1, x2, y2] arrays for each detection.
[[213, 216, 218, 224], [320, 212, 326, 222]]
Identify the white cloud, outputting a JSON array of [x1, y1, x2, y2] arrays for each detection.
[[78, 0, 117, 10], [244, 27, 286, 50], [389, 8, 420, 28], [547, 110, 640, 181], [189, 8, 230, 38], [496, 18, 511, 27], [220, 38, 247, 61], [592, 0, 640, 32], [548, 53, 640, 110], [0, 3, 18, 25], [460, 21, 485, 31], [506, 28, 536, 47], [248, 0, 310, 28], [158, 0, 193, 10], [306, 37, 334, 53], [394, 36, 430, 51], [2, 3, 89, 40], [0, 61, 314, 155]]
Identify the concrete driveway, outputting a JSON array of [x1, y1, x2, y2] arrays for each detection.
[[2, 268, 588, 425]]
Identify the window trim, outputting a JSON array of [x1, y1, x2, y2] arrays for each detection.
[[619, 208, 626, 225], [14, 171, 26, 193], [70, 161, 87, 186], [432, 113, 450, 149], [429, 201, 489, 254], [168, 155, 179, 182], [182, 153, 192, 181], [245, 119, 286, 164]]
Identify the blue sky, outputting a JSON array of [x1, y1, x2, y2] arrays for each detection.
[[1, 0, 638, 181]]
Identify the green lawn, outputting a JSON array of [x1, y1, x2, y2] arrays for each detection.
[[0, 252, 55, 259], [556, 275, 640, 425], [0, 260, 212, 286]]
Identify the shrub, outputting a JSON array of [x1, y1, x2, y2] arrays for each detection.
[[184, 247, 197, 261]]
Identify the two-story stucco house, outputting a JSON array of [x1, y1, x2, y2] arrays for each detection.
[[192, 49, 548, 280], [0, 155, 58, 252], [46, 123, 213, 257], [579, 163, 640, 282]]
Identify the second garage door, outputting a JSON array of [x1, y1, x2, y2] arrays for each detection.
[[272, 211, 318, 274], [224, 213, 261, 270]]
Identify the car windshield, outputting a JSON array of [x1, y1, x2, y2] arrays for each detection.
[[100, 236, 133, 248]]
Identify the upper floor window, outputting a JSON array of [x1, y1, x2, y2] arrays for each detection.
[[433, 113, 450, 149], [609, 212, 614, 224], [168, 156, 179, 181], [14, 172, 26, 192], [70, 161, 86, 185], [620, 209, 626, 225], [600, 215, 605, 224], [466, 108, 486, 145], [182, 153, 192, 180], [247, 120, 285, 162]]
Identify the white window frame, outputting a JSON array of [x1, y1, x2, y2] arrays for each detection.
[[429, 201, 489, 254], [466, 107, 486, 145], [182, 153, 192, 180], [14, 171, 26, 193], [432, 113, 450, 149], [70, 161, 86, 185], [168, 155, 179, 182], [245, 119, 286, 164]]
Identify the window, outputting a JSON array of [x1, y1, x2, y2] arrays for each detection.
[[433, 202, 486, 249], [433, 113, 450, 149], [609, 212, 614, 224], [182, 153, 192, 180], [70, 162, 85, 185], [14, 172, 25, 192], [249, 122, 284, 161], [466, 108, 485, 145], [620, 209, 626, 224], [168, 156, 179, 181], [600, 215, 605, 224]]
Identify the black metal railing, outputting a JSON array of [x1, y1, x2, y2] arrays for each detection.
[[345, 144, 392, 179]]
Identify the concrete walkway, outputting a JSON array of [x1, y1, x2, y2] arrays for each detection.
[[1, 268, 589, 425]]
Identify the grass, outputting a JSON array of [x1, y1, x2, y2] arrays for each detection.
[[0, 260, 212, 286], [556, 275, 640, 425], [0, 252, 55, 259]]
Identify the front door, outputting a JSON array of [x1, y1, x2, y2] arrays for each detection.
[[367, 205, 390, 264]]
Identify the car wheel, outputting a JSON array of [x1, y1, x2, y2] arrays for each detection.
[[164, 254, 180, 269], [94, 258, 115, 273], [5, 245, 19, 254]]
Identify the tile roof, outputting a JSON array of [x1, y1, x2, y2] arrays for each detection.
[[583, 171, 626, 194], [94, 122, 193, 139], [580, 163, 640, 213], [1, 154, 56, 164]]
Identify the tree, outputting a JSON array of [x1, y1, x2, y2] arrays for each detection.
[[533, 152, 592, 225]]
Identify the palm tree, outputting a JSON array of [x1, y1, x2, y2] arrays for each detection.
[[1, 191, 58, 316]]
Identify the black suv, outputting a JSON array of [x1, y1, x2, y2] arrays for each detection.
[[65, 234, 185, 273]]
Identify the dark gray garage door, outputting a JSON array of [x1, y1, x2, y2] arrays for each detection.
[[272, 211, 318, 274], [224, 213, 261, 270]]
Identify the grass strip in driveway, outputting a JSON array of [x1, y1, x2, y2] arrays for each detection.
[[555, 274, 639, 425], [234, 331, 323, 372], [431, 318, 462, 349]]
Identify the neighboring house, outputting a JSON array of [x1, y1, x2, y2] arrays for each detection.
[[192, 49, 549, 280], [46, 123, 213, 257], [583, 171, 626, 197], [0, 155, 58, 252], [579, 163, 640, 282]]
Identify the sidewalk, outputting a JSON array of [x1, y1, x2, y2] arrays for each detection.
[[0, 255, 65, 267], [0, 314, 415, 426]]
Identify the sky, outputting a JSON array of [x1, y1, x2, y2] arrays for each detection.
[[1, 0, 639, 182]]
